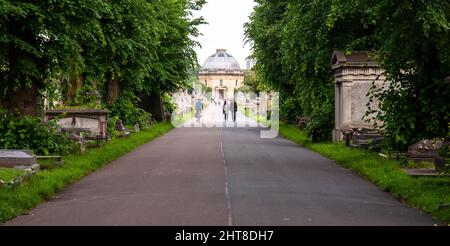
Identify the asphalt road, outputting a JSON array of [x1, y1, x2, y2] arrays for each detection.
[[6, 111, 436, 225]]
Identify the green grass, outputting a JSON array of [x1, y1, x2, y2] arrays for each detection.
[[240, 108, 271, 127], [0, 168, 25, 183], [172, 110, 194, 126], [0, 122, 173, 224], [279, 122, 450, 224]]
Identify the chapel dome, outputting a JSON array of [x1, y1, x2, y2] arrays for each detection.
[[201, 49, 241, 71]]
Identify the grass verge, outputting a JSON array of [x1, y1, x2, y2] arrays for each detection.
[[0, 168, 26, 183], [172, 110, 195, 126], [279, 122, 450, 224], [240, 108, 271, 127], [0, 122, 173, 224]]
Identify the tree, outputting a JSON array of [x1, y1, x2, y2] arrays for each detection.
[[0, 0, 107, 114], [362, 0, 450, 149]]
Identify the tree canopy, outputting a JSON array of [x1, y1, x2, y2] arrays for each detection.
[[0, 0, 205, 118], [245, 0, 450, 147]]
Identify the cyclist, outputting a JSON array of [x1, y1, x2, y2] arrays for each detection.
[[195, 98, 203, 122]]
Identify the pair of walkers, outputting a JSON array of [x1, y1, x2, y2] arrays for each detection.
[[223, 100, 237, 122]]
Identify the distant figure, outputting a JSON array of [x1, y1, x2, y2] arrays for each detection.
[[223, 100, 230, 122], [231, 100, 238, 122], [195, 99, 203, 122]]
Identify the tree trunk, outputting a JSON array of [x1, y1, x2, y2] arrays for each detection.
[[107, 75, 120, 105], [0, 82, 40, 116], [0, 19, 40, 116]]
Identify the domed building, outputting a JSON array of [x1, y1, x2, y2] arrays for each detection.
[[198, 49, 244, 100]]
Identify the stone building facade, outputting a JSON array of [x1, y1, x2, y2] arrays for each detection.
[[198, 49, 244, 100]]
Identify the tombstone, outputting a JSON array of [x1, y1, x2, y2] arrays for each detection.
[[115, 119, 130, 138], [331, 51, 388, 142], [134, 124, 140, 133], [407, 139, 443, 163], [45, 109, 109, 139], [0, 149, 40, 170]]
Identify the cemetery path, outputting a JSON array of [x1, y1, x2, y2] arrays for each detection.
[[7, 108, 436, 225]]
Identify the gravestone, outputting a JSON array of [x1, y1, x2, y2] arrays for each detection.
[[134, 124, 140, 133], [0, 149, 39, 170], [116, 119, 130, 138]]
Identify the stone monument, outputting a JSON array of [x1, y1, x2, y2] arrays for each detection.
[[331, 51, 388, 142], [407, 139, 443, 163], [45, 109, 109, 138], [0, 149, 39, 170]]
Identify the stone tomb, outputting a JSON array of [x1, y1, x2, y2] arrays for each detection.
[[0, 149, 39, 170], [45, 109, 109, 138], [331, 51, 387, 142], [407, 139, 443, 163]]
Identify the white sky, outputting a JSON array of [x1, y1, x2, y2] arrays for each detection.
[[193, 0, 256, 69]]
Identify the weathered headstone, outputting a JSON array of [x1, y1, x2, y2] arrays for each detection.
[[0, 149, 39, 170], [116, 119, 130, 138], [134, 124, 140, 133]]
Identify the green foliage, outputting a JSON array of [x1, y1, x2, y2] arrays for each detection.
[[0, 168, 25, 183], [305, 105, 334, 142], [162, 93, 176, 114], [1, 0, 205, 115], [246, 0, 450, 148], [362, 0, 450, 150], [108, 93, 150, 129], [107, 115, 119, 139], [72, 83, 101, 108], [279, 96, 302, 124], [0, 109, 72, 155]]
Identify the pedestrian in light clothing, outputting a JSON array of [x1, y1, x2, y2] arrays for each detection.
[[223, 100, 230, 122]]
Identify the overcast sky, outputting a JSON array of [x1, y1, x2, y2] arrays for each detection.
[[193, 0, 256, 69]]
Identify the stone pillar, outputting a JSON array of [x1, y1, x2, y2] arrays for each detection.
[[333, 83, 341, 142]]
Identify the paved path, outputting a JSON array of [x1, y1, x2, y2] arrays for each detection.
[[7, 106, 436, 225]]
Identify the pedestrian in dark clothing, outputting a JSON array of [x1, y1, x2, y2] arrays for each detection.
[[231, 100, 238, 122]]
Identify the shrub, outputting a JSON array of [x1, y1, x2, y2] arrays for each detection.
[[107, 115, 119, 139], [108, 93, 151, 129], [280, 96, 302, 124], [305, 106, 334, 142], [0, 109, 72, 155], [162, 93, 176, 114]]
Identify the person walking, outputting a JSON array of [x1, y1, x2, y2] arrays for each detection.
[[231, 100, 238, 122], [223, 100, 230, 122]]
